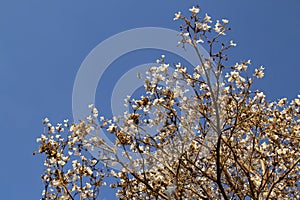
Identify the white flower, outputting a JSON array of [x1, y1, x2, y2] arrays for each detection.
[[153, 73, 165, 82], [41, 134, 46, 140], [93, 107, 98, 113], [227, 71, 240, 82], [193, 72, 201, 79], [52, 180, 60, 187], [254, 66, 265, 78], [230, 40, 237, 47], [69, 124, 75, 132], [86, 167, 93, 175], [183, 32, 189, 37], [204, 13, 212, 23], [91, 159, 97, 166], [235, 62, 247, 71], [292, 98, 300, 106], [195, 65, 204, 74], [43, 117, 49, 124], [261, 142, 267, 150], [196, 22, 211, 31], [63, 119, 69, 127], [278, 98, 287, 107], [86, 115, 93, 121], [50, 126, 55, 133], [175, 62, 182, 68], [214, 20, 222, 33], [92, 107, 98, 117], [222, 19, 229, 24], [58, 160, 66, 166], [173, 12, 181, 20], [107, 124, 116, 133], [256, 92, 265, 100], [157, 63, 169, 74], [189, 6, 200, 14], [177, 67, 186, 74], [277, 148, 288, 154], [86, 183, 92, 189]]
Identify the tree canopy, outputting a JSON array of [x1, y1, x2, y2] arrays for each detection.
[[34, 5, 300, 200]]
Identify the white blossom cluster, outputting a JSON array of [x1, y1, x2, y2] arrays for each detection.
[[34, 117, 106, 200]]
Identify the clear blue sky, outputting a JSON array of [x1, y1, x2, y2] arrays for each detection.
[[0, 1, 299, 199]]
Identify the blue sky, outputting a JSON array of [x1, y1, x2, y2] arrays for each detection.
[[0, 1, 299, 199]]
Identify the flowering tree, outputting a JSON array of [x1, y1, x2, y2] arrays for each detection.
[[34, 6, 300, 200]]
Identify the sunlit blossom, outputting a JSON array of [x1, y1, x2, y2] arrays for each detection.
[[189, 6, 200, 14], [173, 12, 181, 20]]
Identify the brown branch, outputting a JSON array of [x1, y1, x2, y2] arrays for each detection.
[[265, 157, 300, 199]]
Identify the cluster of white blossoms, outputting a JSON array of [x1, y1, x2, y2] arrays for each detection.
[[34, 116, 107, 200], [253, 66, 265, 78], [35, 5, 300, 200]]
